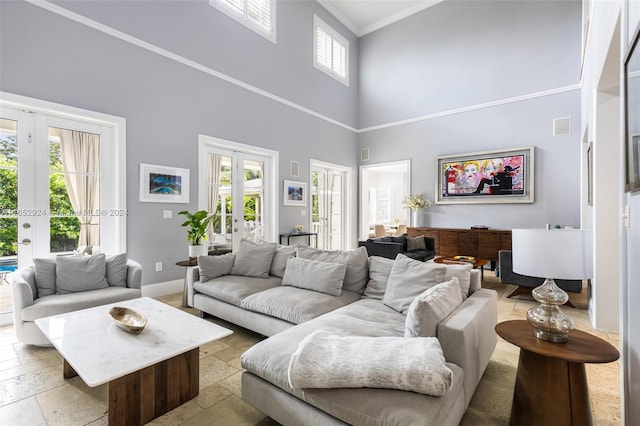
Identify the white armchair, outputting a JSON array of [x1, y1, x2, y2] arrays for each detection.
[[9, 256, 142, 346]]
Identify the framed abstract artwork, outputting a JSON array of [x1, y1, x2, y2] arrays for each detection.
[[283, 180, 306, 206], [435, 146, 534, 204], [139, 163, 189, 203]]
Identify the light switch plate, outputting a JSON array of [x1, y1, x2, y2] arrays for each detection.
[[163, 210, 172, 219]]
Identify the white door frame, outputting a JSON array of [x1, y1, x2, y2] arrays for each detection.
[[310, 159, 351, 250]]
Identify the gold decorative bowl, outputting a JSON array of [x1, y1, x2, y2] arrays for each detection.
[[108, 306, 147, 334]]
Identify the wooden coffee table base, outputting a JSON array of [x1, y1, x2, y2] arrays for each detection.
[[511, 348, 591, 425], [64, 348, 200, 425]]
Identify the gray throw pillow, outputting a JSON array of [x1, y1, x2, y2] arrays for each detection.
[[230, 239, 277, 278], [198, 253, 236, 282], [296, 246, 369, 293], [55, 253, 109, 294], [282, 257, 346, 296], [270, 244, 298, 278], [105, 253, 128, 287], [33, 258, 56, 297], [442, 263, 473, 300], [404, 278, 463, 337], [406, 236, 426, 251], [382, 254, 446, 314], [363, 256, 394, 300]]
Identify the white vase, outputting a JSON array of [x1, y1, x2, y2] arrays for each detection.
[[412, 210, 428, 227], [188, 244, 207, 259]]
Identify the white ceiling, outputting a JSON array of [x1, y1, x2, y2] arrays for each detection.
[[318, 0, 445, 37]]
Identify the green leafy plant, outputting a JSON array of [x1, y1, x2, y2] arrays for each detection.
[[178, 210, 214, 245]]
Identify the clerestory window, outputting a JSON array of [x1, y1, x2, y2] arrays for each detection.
[[210, 0, 276, 43], [313, 15, 349, 86]]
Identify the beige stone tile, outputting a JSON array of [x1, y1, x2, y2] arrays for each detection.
[[218, 371, 243, 398], [0, 364, 66, 406], [199, 339, 231, 359], [12, 343, 59, 365], [184, 394, 266, 426], [199, 354, 240, 388], [0, 344, 16, 364], [227, 356, 243, 370], [195, 384, 233, 409], [591, 393, 622, 425], [147, 398, 204, 426], [0, 396, 46, 426], [215, 346, 244, 363], [0, 354, 60, 382], [37, 379, 107, 426]]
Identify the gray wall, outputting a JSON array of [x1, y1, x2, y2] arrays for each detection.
[[0, 0, 358, 284], [358, 0, 583, 230]]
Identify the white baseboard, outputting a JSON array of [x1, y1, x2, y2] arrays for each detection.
[[141, 279, 184, 298]]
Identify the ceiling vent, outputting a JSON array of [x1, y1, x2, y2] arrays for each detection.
[[290, 161, 299, 177], [361, 148, 370, 161]]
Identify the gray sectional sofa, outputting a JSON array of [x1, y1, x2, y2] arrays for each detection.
[[188, 239, 497, 425]]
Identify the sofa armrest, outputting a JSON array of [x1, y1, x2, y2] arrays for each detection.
[[360, 241, 404, 260], [186, 266, 201, 307], [423, 236, 435, 251], [9, 269, 36, 311], [437, 288, 497, 408], [125, 259, 143, 289]]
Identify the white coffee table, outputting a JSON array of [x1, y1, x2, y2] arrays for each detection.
[[35, 297, 232, 425]]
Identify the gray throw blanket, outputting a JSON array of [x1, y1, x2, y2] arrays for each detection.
[[287, 330, 452, 396]]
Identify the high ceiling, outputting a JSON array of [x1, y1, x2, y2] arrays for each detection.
[[318, 0, 445, 37]]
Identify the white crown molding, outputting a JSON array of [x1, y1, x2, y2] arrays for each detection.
[[358, 84, 582, 133], [358, 1, 445, 37], [316, 0, 360, 36]]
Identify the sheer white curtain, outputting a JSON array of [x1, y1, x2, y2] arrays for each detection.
[[207, 154, 222, 243], [57, 129, 100, 247]]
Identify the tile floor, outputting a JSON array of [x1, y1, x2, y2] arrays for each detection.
[[0, 276, 621, 425]]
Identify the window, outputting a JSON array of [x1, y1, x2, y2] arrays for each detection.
[[313, 15, 349, 86], [210, 0, 276, 43]]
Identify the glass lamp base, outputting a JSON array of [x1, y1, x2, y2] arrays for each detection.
[[526, 278, 575, 343]]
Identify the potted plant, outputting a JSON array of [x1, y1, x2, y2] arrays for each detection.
[[178, 210, 214, 258]]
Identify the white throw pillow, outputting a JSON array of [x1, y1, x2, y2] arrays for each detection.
[[404, 277, 464, 337], [282, 257, 346, 296], [55, 253, 109, 294], [442, 263, 473, 300], [198, 253, 236, 282], [105, 253, 128, 287], [296, 246, 369, 293], [363, 256, 394, 300], [270, 244, 298, 278], [382, 254, 446, 314], [230, 239, 276, 278]]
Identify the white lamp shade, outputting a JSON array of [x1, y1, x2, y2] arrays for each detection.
[[512, 229, 593, 279]]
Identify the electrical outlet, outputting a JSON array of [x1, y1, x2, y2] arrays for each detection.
[[155, 262, 163, 272], [163, 210, 172, 219]]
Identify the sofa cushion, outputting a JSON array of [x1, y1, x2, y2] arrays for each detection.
[[55, 254, 109, 295], [34, 258, 56, 297], [240, 286, 361, 324], [21, 287, 141, 321], [194, 275, 282, 307], [382, 254, 446, 314], [296, 246, 369, 293], [230, 239, 277, 278], [363, 256, 394, 300], [198, 253, 236, 282], [282, 257, 346, 296], [406, 235, 426, 251], [270, 244, 298, 278], [405, 278, 463, 337], [105, 253, 128, 287], [442, 263, 473, 300]]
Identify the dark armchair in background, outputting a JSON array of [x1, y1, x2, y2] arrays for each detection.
[[358, 234, 435, 262], [498, 250, 583, 307]]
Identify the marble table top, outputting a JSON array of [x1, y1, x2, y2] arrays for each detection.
[[35, 297, 232, 386]]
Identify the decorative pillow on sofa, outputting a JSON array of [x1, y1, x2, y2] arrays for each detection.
[[230, 239, 277, 278], [404, 277, 463, 337], [442, 263, 473, 300], [270, 244, 298, 278], [55, 253, 109, 294], [282, 257, 346, 296], [296, 246, 369, 293], [363, 256, 394, 300], [33, 258, 57, 297], [198, 253, 236, 282], [105, 253, 128, 287], [406, 235, 426, 251], [382, 254, 446, 314]]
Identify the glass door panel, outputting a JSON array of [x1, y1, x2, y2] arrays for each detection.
[[207, 153, 233, 251], [312, 164, 346, 250], [0, 118, 18, 318], [242, 158, 264, 240]]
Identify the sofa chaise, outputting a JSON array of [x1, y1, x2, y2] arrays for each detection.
[[189, 238, 497, 425]]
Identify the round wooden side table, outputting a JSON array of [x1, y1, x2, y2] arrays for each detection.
[[495, 320, 619, 426], [176, 259, 197, 308]]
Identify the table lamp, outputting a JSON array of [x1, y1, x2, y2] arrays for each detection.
[[511, 229, 593, 343]]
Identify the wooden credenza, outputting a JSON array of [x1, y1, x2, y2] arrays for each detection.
[[408, 227, 512, 264]]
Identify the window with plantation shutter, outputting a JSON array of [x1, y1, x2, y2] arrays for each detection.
[[210, 0, 276, 43], [313, 15, 349, 86]]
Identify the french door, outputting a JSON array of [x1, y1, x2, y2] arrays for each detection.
[[199, 136, 276, 250], [311, 160, 349, 250]]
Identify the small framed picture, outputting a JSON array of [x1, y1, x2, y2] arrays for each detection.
[[283, 180, 306, 206], [139, 163, 190, 203]]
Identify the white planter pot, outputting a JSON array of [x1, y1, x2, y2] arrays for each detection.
[[188, 244, 207, 259], [412, 210, 429, 227]]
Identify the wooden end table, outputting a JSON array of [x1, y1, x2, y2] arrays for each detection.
[[176, 259, 197, 307], [433, 256, 489, 280], [496, 320, 619, 426]]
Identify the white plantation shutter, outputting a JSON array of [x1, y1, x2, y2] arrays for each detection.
[[211, 0, 275, 42], [313, 15, 349, 86]]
